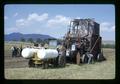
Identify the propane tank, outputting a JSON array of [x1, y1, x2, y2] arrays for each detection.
[[21, 48, 38, 58], [37, 49, 58, 59], [22, 48, 58, 59]]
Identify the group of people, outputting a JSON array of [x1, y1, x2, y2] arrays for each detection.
[[11, 45, 22, 57]]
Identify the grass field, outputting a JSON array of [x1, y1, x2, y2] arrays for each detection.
[[4, 42, 115, 79]]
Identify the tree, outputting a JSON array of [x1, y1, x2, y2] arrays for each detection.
[[12, 39, 17, 41], [36, 38, 42, 43], [102, 44, 115, 48], [28, 38, 34, 43], [43, 39, 49, 44], [20, 38, 26, 42]]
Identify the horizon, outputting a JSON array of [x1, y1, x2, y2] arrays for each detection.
[[5, 32, 115, 41], [4, 4, 115, 41]]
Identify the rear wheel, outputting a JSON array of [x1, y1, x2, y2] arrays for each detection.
[[97, 52, 106, 61], [82, 54, 88, 63], [42, 60, 49, 69], [53, 58, 58, 67]]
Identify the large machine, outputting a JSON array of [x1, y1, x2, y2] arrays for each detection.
[[21, 18, 106, 68], [62, 18, 106, 64]]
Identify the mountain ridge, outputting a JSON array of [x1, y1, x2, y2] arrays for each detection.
[[5, 32, 56, 41]]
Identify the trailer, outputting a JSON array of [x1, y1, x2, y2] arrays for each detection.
[[21, 47, 66, 69]]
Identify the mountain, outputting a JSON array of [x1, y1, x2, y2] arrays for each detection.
[[5, 32, 56, 41]]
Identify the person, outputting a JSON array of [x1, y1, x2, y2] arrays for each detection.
[[58, 46, 66, 67], [11, 46, 15, 57], [14, 46, 18, 57], [86, 52, 94, 64], [56, 44, 62, 52], [75, 40, 81, 65], [41, 43, 45, 49], [82, 52, 93, 64], [44, 43, 49, 49], [19, 45, 23, 57]]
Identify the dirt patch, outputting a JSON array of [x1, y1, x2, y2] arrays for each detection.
[[4, 56, 29, 69]]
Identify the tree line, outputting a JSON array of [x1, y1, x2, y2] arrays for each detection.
[[13, 38, 115, 49], [19, 38, 49, 44], [13, 38, 62, 44], [102, 44, 115, 49]]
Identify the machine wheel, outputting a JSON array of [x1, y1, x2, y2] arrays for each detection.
[[42, 60, 49, 69], [53, 58, 58, 67], [58, 51, 66, 67], [97, 52, 106, 62], [28, 59, 35, 67], [82, 54, 88, 63]]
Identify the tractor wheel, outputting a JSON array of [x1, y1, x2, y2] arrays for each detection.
[[82, 54, 88, 63], [58, 52, 66, 67], [53, 58, 58, 67], [97, 52, 106, 62], [28, 59, 35, 67], [42, 60, 49, 69]]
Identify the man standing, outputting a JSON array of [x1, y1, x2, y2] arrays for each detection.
[[19, 45, 23, 57], [11, 46, 15, 57], [14, 46, 18, 57]]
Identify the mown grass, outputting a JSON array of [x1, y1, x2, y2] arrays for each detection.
[[5, 61, 115, 79], [4, 47, 115, 79]]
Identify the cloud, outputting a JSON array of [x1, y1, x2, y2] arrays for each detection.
[[16, 19, 26, 26], [16, 13, 48, 27], [5, 12, 115, 39], [47, 15, 71, 27], [100, 22, 115, 32], [4, 16, 8, 20], [75, 17, 81, 19], [14, 13, 18, 17], [28, 13, 48, 21], [110, 25, 115, 31]]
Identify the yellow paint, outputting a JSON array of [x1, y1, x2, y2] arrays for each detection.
[[32, 52, 43, 64]]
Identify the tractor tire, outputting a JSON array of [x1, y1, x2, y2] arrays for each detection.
[[97, 52, 106, 62], [53, 58, 58, 67], [82, 54, 88, 63], [42, 60, 49, 69], [28, 59, 35, 67], [58, 51, 66, 67]]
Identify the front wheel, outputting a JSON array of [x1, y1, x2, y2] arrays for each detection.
[[97, 52, 106, 62], [42, 60, 49, 69], [58, 51, 66, 67], [28, 59, 35, 67]]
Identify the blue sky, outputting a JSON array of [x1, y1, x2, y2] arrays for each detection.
[[4, 4, 115, 41]]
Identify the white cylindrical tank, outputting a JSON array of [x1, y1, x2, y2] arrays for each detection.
[[37, 49, 58, 59], [21, 48, 39, 58]]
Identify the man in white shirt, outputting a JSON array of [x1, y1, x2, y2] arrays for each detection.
[[11, 46, 15, 57]]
